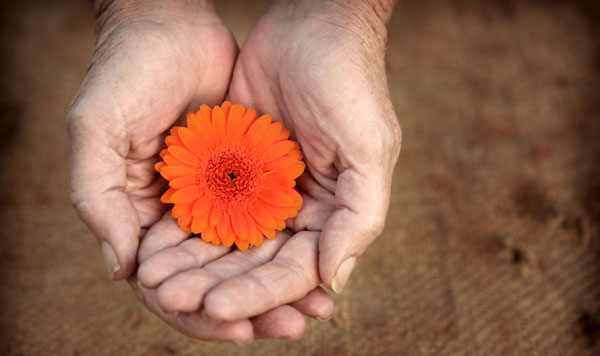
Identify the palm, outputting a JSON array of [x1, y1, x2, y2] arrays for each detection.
[[140, 13, 399, 334]]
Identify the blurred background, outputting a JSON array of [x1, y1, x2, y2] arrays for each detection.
[[1, 0, 599, 355]]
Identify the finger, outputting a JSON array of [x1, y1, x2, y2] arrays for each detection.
[[68, 110, 138, 280], [203, 231, 320, 321], [156, 232, 290, 312], [137, 210, 191, 263], [252, 305, 306, 340], [319, 167, 392, 293], [138, 238, 229, 288], [286, 193, 333, 232], [291, 286, 334, 321], [128, 277, 254, 343]]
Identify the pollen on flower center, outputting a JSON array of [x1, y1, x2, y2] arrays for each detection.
[[201, 146, 264, 211]]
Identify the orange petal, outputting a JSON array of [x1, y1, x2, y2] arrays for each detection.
[[178, 127, 207, 157], [198, 105, 212, 122], [258, 200, 288, 220], [274, 219, 286, 230], [288, 188, 303, 207], [240, 108, 257, 135], [262, 140, 297, 163], [265, 172, 296, 189], [209, 206, 224, 227], [178, 213, 192, 229], [277, 162, 305, 179], [159, 149, 169, 159], [245, 214, 260, 246], [230, 209, 249, 241], [212, 106, 228, 143], [275, 127, 290, 141], [250, 203, 276, 229], [172, 202, 193, 218], [160, 165, 197, 180], [204, 227, 219, 245], [235, 239, 249, 251], [154, 161, 166, 172], [245, 114, 272, 147], [285, 147, 303, 161], [191, 214, 209, 234], [192, 196, 212, 217], [260, 187, 293, 206], [169, 175, 197, 189], [163, 154, 189, 167], [254, 122, 282, 153], [220, 101, 232, 117], [263, 156, 299, 171], [200, 229, 212, 243], [227, 103, 246, 143], [170, 186, 200, 204], [168, 144, 199, 166], [256, 223, 276, 240], [165, 135, 183, 147], [217, 215, 234, 247], [160, 187, 176, 204]]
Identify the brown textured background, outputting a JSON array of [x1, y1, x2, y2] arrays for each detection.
[[1, 0, 600, 355]]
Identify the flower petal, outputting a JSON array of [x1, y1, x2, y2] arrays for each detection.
[[255, 122, 282, 153], [260, 187, 294, 206], [192, 196, 212, 217], [160, 188, 176, 204], [220, 101, 232, 117], [172, 202, 193, 218], [256, 223, 276, 239], [263, 156, 299, 171], [258, 200, 288, 220], [275, 127, 290, 141], [250, 203, 277, 229], [277, 162, 305, 179], [165, 135, 183, 147], [209, 206, 224, 227], [178, 213, 192, 229], [154, 161, 166, 172], [227, 103, 246, 143], [171, 186, 200, 204], [262, 140, 297, 163], [177, 127, 206, 157], [265, 172, 296, 189], [191, 214, 209, 234], [235, 239, 249, 251], [245, 114, 272, 147], [217, 215, 235, 247], [168, 145, 199, 166], [169, 175, 197, 189], [230, 209, 249, 241], [212, 106, 229, 143], [160, 165, 197, 180]]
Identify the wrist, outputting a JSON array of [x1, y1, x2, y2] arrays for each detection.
[[93, 0, 219, 35], [268, 0, 396, 47]]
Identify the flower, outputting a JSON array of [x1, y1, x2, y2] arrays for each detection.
[[155, 101, 305, 251]]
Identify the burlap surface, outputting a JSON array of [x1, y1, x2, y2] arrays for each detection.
[[1, 0, 599, 355]]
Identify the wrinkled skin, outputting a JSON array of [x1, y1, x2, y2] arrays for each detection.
[[68, 0, 400, 343]]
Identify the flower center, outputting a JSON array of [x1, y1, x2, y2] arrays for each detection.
[[201, 146, 263, 212]]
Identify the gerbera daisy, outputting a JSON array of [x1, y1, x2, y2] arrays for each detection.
[[154, 101, 305, 251]]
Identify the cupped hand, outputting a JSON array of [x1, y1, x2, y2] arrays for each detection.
[[142, 0, 400, 340]]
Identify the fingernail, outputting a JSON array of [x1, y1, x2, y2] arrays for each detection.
[[331, 257, 357, 294], [316, 315, 332, 322], [101, 241, 120, 280]]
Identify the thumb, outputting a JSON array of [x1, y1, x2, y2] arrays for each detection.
[[67, 104, 139, 280], [319, 167, 393, 293]]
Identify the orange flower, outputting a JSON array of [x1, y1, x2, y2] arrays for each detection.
[[155, 101, 305, 251]]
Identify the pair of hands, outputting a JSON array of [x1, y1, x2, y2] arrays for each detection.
[[67, 0, 401, 343]]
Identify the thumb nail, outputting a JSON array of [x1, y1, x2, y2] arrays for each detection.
[[101, 241, 120, 280], [331, 257, 357, 294]]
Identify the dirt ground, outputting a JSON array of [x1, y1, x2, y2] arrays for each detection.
[[1, 0, 600, 355]]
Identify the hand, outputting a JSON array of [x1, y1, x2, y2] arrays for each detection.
[[68, 0, 334, 343], [142, 0, 400, 339], [228, 0, 402, 293]]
